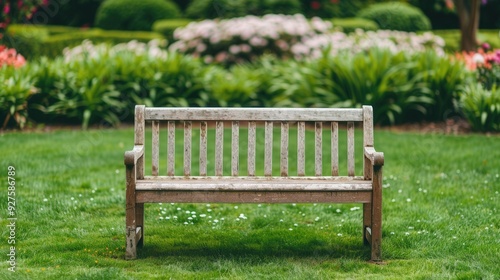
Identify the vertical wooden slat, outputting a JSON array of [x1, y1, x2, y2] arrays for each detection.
[[200, 121, 207, 176], [232, 121, 239, 176], [248, 121, 256, 176], [363, 105, 374, 180], [152, 121, 160, 176], [215, 121, 224, 176], [315, 122, 322, 176], [264, 121, 273, 177], [280, 122, 289, 177], [347, 121, 355, 177], [297, 121, 306, 176], [184, 121, 192, 177], [167, 121, 175, 176], [135, 105, 145, 179], [331, 122, 339, 176]]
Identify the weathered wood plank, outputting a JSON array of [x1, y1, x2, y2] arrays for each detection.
[[363, 106, 374, 180], [215, 121, 224, 176], [348, 121, 355, 177], [145, 107, 363, 121], [297, 121, 306, 176], [167, 121, 175, 177], [152, 121, 159, 176], [264, 121, 273, 177], [315, 122, 322, 176], [184, 121, 192, 177], [331, 122, 339, 176], [248, 121, 256, 176], [136, 190, 372, 204], [281, 122, 289, 177], [135, 106, 145, 179], [200, 121, 207, 176], [232, 121, 239, 177]]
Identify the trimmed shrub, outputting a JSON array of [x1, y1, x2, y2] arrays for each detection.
[[4, 24, 164, 59], [43, 0, 105, 27], [152, 19, 192, 41], [94, 0, 181, 31], [357, 2, 431, 32], [185, 0, 302, 19], [331, 18, 378, 33]]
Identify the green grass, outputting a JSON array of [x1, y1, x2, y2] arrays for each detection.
[[432, 29, 500, 53], [0, 127, 499, 279]]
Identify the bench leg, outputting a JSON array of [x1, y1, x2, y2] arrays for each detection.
[[370, 200, 382, 262], [363, 203, 371, 246], [136, 203, 144, 248]]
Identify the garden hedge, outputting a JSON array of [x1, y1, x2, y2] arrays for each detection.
[[358, 2, 431, 32], [94, 0, 181, 31]]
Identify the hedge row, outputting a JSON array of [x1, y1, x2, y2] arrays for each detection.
[[3, 24, 164, 60]]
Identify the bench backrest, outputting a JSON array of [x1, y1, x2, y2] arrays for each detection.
[[134, 106, 374, 179]]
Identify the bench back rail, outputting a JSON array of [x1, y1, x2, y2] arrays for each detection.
[[133, 106, 375, 180]]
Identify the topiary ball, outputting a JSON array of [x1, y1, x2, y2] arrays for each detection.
[[95, 0, 181, 31], [357, 2, 431, 32]]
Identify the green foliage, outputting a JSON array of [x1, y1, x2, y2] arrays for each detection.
[[152, 19, 192, 41], [0, 65, 37, 129], [358, 2, 431, 32], [4, 24, 163, 59], [408, 51, 472, 121], [460, 84, 500, 132], [185, 0, 302, 19], [331, 17, 379, 33], [43, 0, 105, 27], [94, 0, 181, 31]]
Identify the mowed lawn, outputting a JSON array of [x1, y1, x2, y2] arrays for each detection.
[[0, 126, 498, 279]]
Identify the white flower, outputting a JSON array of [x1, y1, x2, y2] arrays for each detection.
[[472, 53, 485, 64]]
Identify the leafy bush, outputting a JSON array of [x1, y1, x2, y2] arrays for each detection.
[[94, 0, 181, 31], [357, 2, 431, 32], [331, 18, 379, 33], [185, 0, 302, 19], [460, 84, 500, 132], [0, 65, 37, 129]]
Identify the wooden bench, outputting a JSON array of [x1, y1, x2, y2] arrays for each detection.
[[124, 105, 384, 261]]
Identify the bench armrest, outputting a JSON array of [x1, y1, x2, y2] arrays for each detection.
[[364, 147, 384, 167], [124, 145, 145, 167]]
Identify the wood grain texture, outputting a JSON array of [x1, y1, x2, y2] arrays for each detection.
[[232, 121, 239, 177], [184, 121, 192, 177], [200, 121, 207, 176], [315, 122, 322, 176], [297, 121, 305, 176], [167, 121, 175, 177], [281, 122, 289, 177], [347, 121, 355, 177], [215, 121, 224, 176], [331, 122, 339, 176], [264, 121, 273, 177], [248, 121, 256, 176], [152, 121, 159, 176], [145, 107, 363, 121]]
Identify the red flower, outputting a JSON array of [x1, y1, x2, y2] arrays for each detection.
[[311, 1, 321, 10]]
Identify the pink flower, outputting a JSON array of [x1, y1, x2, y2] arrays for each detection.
[[3, 4, 11, 14]]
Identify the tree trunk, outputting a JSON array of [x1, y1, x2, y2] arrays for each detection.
[[454, 0, 481, 52]]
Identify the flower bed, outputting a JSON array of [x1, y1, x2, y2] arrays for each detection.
[[170, 14, 445, 64]]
